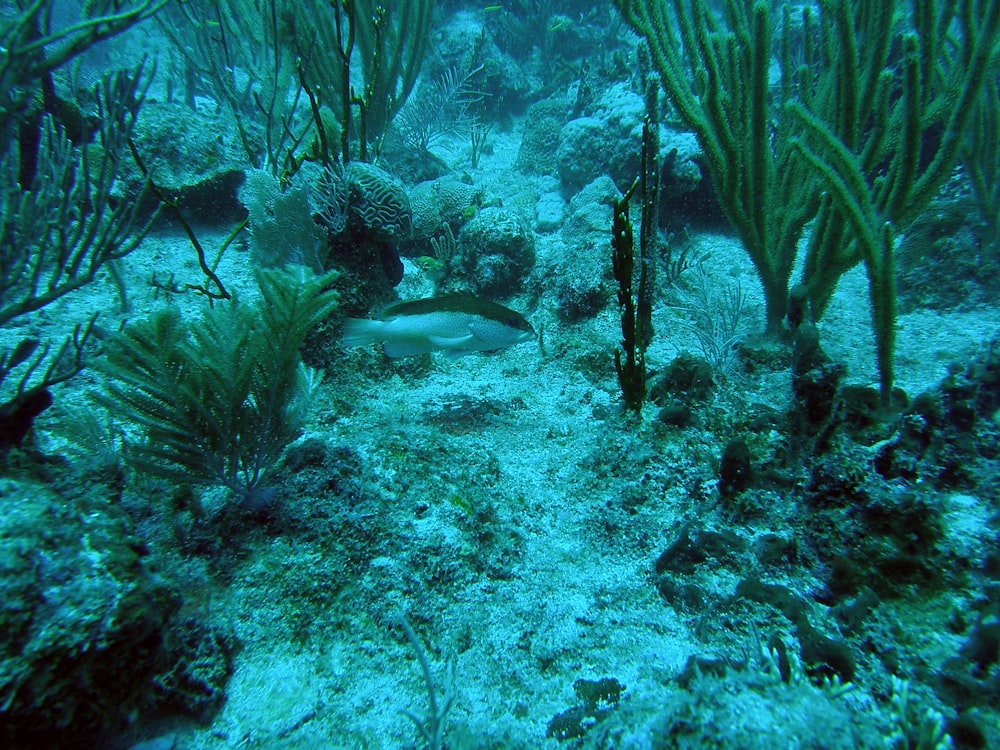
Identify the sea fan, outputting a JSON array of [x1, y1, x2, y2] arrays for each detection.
[[394, 65, 484, 154]]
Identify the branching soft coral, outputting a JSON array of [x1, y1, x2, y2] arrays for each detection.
[[100, 266, 337, 502]]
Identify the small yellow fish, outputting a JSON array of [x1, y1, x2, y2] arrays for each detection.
[[414, 256, 447, 283], [343, 295, 535, 358]]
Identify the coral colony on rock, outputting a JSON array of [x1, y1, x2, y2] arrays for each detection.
[[3, 1, 1000, 748]]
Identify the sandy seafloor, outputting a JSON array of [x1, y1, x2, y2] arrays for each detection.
[[16, 119, 1000, 749]]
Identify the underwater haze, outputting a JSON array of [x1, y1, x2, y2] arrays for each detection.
[[1, 1, 999, 748]]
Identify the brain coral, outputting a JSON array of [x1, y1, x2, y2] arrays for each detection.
[[408, 176, 483, 243], [345, 161, 412, 240]]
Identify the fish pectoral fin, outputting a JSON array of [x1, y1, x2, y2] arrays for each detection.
[[428, 333, 475, 350], [467, 321, 493, 341]]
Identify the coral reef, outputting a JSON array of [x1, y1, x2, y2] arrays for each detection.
[[456, 206, 536, 297], [0, 474, 231, 748], [4, 3, 1000, 749], [406, 175, 483, 247]]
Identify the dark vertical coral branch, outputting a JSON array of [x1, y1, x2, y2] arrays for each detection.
[[613, 181, 644, 414]]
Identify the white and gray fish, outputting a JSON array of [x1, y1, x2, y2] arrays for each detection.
[[342, 295, 535, 358]]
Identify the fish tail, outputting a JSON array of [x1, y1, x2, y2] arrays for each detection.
[[342, 318, 385, 348]]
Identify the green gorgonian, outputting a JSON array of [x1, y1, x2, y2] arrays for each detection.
[[100, 266, 337, 502]]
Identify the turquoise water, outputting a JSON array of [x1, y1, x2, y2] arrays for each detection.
[[1, 2, 998, 748]]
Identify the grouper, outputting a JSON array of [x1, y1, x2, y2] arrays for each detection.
[[342, 295, 536, 358]]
